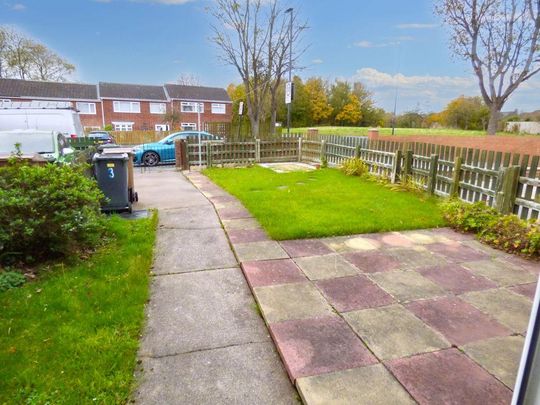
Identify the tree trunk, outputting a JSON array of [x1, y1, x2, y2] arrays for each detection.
[[249, 114, 260, 139], [487, 104, 500, 135]]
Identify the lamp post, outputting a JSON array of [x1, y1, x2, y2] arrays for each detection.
[[285, 7, 293, 136]]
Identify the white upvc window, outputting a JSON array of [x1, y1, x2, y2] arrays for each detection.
[[76, 102, 96, 115], [181, 122, 197, 130], [150, 102, 166, 114], [155, 124, 170, 131], [113, 101, 140, 113], [1, 99, 11, 107], [211, 103, 226, 114], [180, 102, 204, 113], [112, 122, 134, 131]]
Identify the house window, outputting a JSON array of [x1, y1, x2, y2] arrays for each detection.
[[211, 103, 226, 114], [0, 99, 11, 107], [181, 122, 197, 130], [150, 103, 166, 114], [180, 102, 204, 113], [155, 124, 170, 131], [113, 101, 140, 113], [112, 122, 134, 131], [76, 102, 96, 115]]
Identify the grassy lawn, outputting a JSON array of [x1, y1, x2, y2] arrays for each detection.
[[0, 214, 157, 405], [290, 126, 517, 137], [204, 166, 445, 240]]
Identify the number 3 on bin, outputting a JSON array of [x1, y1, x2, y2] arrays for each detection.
[[108, 168, 115, 179]]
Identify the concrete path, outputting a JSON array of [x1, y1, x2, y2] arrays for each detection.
[[132, 168, 298, 404], [192, 173, 540, 405]]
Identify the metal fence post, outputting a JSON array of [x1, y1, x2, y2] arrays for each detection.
[[298, 137, 303, 162], [449, 156, 463, 198], [427, 154, 439, 195], [494, 165, 521, 214], [391, 150, 402, 184], [255, 139, 261, 163]]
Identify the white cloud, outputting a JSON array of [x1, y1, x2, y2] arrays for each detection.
[[11, 3, 26, 10], [351, 67, 478, 112], [396, 23, 437, 29], [312, 58, 323, 64], [354, 36, 414, 48], [354, 67, 475, 89]]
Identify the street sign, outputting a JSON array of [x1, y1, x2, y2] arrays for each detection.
[[285, 81, 294, 104], [238, 101, 244, 115]]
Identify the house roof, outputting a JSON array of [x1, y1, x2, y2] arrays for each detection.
[[0, 78, 98, 100], [164, 84, 231, 102], [99, 82, 168, 101]]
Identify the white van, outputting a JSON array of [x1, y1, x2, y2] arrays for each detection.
[[0, 129, 74, 163], [0, 102, 84, 138]]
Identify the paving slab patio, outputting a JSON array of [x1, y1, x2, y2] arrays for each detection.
[[133, 170, 298, 404], [191, 173, 539, 405]]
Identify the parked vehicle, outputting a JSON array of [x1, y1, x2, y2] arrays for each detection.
[[87, 131, 115, 145], [0, 102, 84, 139], [132, 131, 222, 166], [0, 129, 74, 163]]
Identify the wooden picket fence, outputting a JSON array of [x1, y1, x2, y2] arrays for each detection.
[[175, 134, 539, 221], [110, 131, 170, 145]]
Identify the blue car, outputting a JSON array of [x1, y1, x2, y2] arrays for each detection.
[[133, 131, 222, 166]]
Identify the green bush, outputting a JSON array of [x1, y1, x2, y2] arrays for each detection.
[[340, 158, 369, 176], [441, 199, 540, 257], [0, 161, 106, 265], [0, 271, 26, 292]]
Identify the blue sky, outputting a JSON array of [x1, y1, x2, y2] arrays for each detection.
[[2, 0, 539, 113]]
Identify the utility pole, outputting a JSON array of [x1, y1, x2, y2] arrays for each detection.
[[285, 7, 293, 136]]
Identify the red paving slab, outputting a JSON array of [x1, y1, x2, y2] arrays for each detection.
[[241, 259, 307, 288], [227, 228, 269, 244], [217, 206, 253, 220], [279, 239, 333, 258], [429, 242, 490, 263], [208, 195, 237, 204], [417, 263, 497, 295], [387, 348, 512, 405], [406, 297, 511, 346], [315, 275, 394, 312], [509, 283, 537, 300], [269, 316, 377, 381], [342, 251, 401, 273]]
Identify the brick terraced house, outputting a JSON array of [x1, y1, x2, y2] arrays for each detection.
[[0, 78, 232, 132]]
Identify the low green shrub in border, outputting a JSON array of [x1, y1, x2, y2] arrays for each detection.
[[0, 271, 26, 292], [442, 199, 540, 258], [0, 160, 106, 266]]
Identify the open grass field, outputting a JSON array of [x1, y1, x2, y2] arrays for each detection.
[[204, 166, 445, 240], [0, 214, 157, 405], [290, 126, 518, 137]]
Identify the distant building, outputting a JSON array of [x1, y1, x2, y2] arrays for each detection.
[[505, 121, 540, 135], [0, 78, 232, 132]]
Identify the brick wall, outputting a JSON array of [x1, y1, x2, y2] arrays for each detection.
[[368, 131, 540, 156], [171, 100, 232, 131], [102, 99, 170, 131]]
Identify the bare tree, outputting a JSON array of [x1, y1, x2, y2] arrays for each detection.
[[209, 0, 305, 137], [436, 0, 540, 134], [177, 73, 202, 86]]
